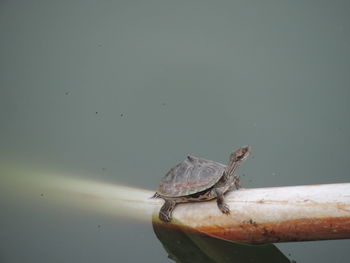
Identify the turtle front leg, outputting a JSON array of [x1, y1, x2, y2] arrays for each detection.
[[215, 189, 230, 215], [159, 199, 177, 222], [233, 174, 242, 189]]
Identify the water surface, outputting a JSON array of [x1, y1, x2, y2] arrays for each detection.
[[1, 1, 350, 262]]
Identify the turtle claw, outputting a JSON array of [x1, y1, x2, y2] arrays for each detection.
[[151, 192, 161, 199], [159, 211, 172, 222], [219, 203, 230, 215]]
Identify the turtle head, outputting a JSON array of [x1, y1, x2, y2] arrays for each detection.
[[225, 146, 251, 177], [230, 145, 251, 163]]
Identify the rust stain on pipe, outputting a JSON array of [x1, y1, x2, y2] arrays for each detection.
[[194, 216, 350, 244]]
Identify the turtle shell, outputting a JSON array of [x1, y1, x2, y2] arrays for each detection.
[[157, 155, 226, 197]]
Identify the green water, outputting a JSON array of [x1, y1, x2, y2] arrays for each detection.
[[1, 1, 350, 262]]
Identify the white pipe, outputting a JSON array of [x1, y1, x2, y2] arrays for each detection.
[[167, 183, 350, 243], [2, 167, 350, 244]]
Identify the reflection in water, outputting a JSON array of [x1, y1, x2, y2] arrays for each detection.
[[152, 219, 292, 263]]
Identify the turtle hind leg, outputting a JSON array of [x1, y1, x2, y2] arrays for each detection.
[[159, 200, 177, 222]]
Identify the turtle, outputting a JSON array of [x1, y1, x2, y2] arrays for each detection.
[[152, 146, 251, 222]]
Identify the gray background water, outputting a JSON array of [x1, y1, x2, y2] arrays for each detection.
[[1, 0, 350, 262]]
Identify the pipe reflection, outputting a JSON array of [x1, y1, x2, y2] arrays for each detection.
[[152, 218, 292, 263]]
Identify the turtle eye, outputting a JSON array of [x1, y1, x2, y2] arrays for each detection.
[[236, 148, 249, 160], [236, 152, 244, 159]]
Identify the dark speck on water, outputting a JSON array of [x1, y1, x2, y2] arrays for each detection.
[[120, 113, 124, 117], [40, 193, 44, 197], [65, 92, 69, 95], [95, 111, 98, 114]]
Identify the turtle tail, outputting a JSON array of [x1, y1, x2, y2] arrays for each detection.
[[151, 192, 161, 199]]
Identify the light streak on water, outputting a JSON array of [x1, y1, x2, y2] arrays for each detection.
[[0, 164, 161, 221]]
